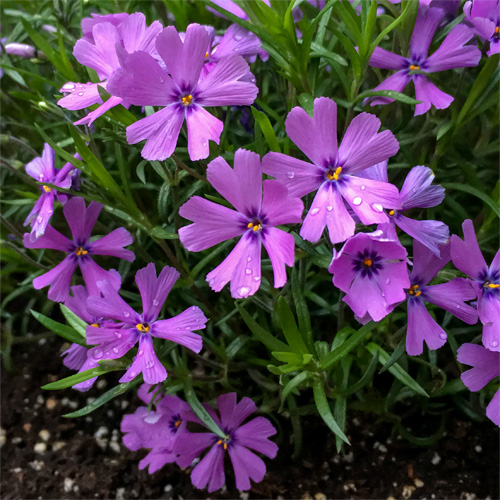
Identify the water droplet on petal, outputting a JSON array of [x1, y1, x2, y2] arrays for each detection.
[[310, 208, 320, 216], [238, 286, 250, 297], [123, 311, 130, 318], [78, 92, 84, 96], [381, 292, 385, 297], [36, 215, 44, 223], [385, 279, 391, 285], [93, 349, 103, 360], [247, 257, 252, 262], [360, 185, 366, 191], [114, 331, 121, 339], [112, 347, 119, 354], [456, 305, 461, 309], [245, 268, 252, 275], [130, 371, 137, 378], [253, 276, 261, 282], [371, 203, 383, 213], [439, 333, 447, 340], [352, 196, 362, 206], [491, 340, 499, 348], [138, 349, 144, 356], [286, 171, 295, 179], [234, 34, 243, 41], [152, 299, 159, 306], [202, 142, 207, 147], [326, 205, 333, 212], [146, 361, 155, 369], [176, 327, 180, 331]]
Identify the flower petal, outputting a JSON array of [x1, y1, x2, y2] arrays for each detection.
[[139, 448, 177, 473], [451, 219, 488, 280], [89, 227, 135, 261], [217, 393, 256, 431], [58, 82, 103, 111], [414, 75, 453, 116], [80, 258, 122, 297], [409, 7, 445, 61], [234, 417, 278, 458], [190, 444, 225, 493], [399, 166, 445, 209], [262, 228, 295, 288], [33, 256, 78, 302], [174, 432, 215, 468], [457, 343, 500, 391], [228, 444, 266, 491], [118, 13, 163, 54], [23, 224, 73, 252], [261, 179, 303, 226], [73, 95, 125, 126], [25, 143, 55, 181], [411, 239, 451, 285], [186, 105, 223, 161], [369, 47, 408, 69], [486, 389, 500, 427], [365, 71, 412, 106], [63, 197, 102, 244]]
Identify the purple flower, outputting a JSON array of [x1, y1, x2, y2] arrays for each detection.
[[457, 343, 500, 427], [263, 97, 400, 245], [367, 7, 481, 115], [464, 0, 500, 57], [4, 42, 36, 58], [86, 263, 208, 384], [23, 196, 134, 302], [404, 241, 478, 356], [122, 387, 192, 472], [23, 143, 79, 241], [451, 219, 500, 351], [360, 164, 449, 256], [329, 231, 410, 322], [107, 23, 258, 161], [61, 283, 122, 391], [175, 393, 278, 492], [179, 149, 303, 299], [58, 13, 163, 125]]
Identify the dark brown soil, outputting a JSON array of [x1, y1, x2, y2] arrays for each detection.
[[1, 337, 499, 500]]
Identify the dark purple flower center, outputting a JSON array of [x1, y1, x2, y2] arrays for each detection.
[[247, 219, 263, 232], [216, 433, 233, 450], [353, 250, 383, 278], [180, 93, 193, 106], [479, 268, 500, 297], [325, 166, 342, 182], [169, 414, 182, 433], [75, 246, 88, 256]]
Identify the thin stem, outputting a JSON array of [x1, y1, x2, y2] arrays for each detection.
[[172, 154, 206, 182]]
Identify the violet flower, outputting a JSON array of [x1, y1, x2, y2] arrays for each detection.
[[404, 241, 478, 356], [175, 393, 278, 492], [329, 231, 410, 322], [23, 143, 79, 241], [361, 163, 449, 256], [464, 0, 500, 57], [107, 23, 258, 161], [457, 343, 500, 427], [23, 196, 134, 302], [451, 219, 500, 351], [179, 149, 303, 299], [263, 97, 400, 245], [58, 13, 162, 125], [86, 263, 207, 384], [122, 387, 192, 472], [367, 7, 481, 115]]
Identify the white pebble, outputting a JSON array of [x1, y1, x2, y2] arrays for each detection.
[[34, 442, 47, 454], [109, 442, 121, 454], [115, 487, 125, 500], [64, 478, 74, 492], [431, 452, 441, 465], [474, 445, 482, 453], [38, 430, 50, 442]]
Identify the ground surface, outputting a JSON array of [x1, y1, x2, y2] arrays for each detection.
[[1, 337, 499, 500]]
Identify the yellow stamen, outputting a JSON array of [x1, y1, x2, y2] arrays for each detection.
[[388, 210, 395, 216], [326, 166, 342, 181], [181, 94, 193, 106], [75, 247, 88, 256], [224, 443, 227, 450], [247, 222, 254, 229], [488, 283, 500, 289], [90, 323, 99, 328], [175, 420, 182, 427], [136, 323, 150, 333], [217, 440, 222, 445], [409, 284, 421, 296], [495, 26, 500, 34], [248, 221, 262, 232], [363, 258, 372, 267], [42, 185, 52, 193], [205, 51, 209, 58], [409, 64, 420, 71]]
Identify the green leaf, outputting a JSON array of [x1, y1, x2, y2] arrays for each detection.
[[298, 93, 315, 116], [272, 351, 304, 364], [371, 0, 413, 50], [356, 89, 421, 105], [31, 310, 86, 346], [184, 381, 226, 439], [42, 364, 122, 390], [251, 107, 281, 153], [342, 350, 379, 396], [365, 343, 429, 397], [149, 226, 179, 239], [237, 303, 290, 352], [319, 322, 376, 370], [63, 381, 138, 417], [276, 297, 309, 354], [281, 371, 310, 402], [378, 336, 406, 373], [442, 183, 500, 219], [60, 304, 87, 338], [312, 378, 350, 444], [291, 267, 313, 352]]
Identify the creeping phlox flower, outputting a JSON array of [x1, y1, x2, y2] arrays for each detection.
[[179, 149, 303, 299], [367, 7, 481, 115], [451, 219, 500, 351], [23, 143, 79, 241], [58, 12, 163, 125], [457, 343, 500, 427], [107, 23, 259, 161], [174, 393, 278, 492], [464, 0, 500, 57], [329, 231, 410, 322], [404, 241, 478, 356], [61, 283, 122, 391], [23, 197, 134, 302], [86, 263, 207, 384], [121, 385, 192, 472], [263, 97, 400, 245], [361, 163, 449, 256]]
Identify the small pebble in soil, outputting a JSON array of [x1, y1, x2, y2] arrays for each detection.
[[314, 493, 327, 500], [12, 436, 22, 445], [431, 452, 441, 465], [38, 429, 50, 442], [64, 478, 74, 493], [45, 398, 57, 410], [34, 442, 47, 454], [414, 478, 424, 488], [474, 445, 482, 453], [109, 442, 120, 453], [52, 441, 66, 451], [115, 487, 125, 500], [29, 460, 44, 471], [239, 492, 249, 500], [402, 485, 416, 499], [0, 427, 6, 448], [23, 423, 31, 432], [164, 485, 172, 492]]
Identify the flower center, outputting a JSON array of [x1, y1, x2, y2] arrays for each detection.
[[363, 258, 373, 268], [136, 323, 150, 333], [408, 284, 421, 297], [205, 51, 209, 58], [247, 220, 263, 232], [409, 64, 420, 71], [494, 26, 500, 39], [326, 166, 342, 181], [90, 322, 99, 328], [181, 94, 193, 106], [388, 210, 395, 216], [484, 281, 499, 289], [75, 247, 88, 256], [42, 185, 52, 193], [217, 434, 232, 450]]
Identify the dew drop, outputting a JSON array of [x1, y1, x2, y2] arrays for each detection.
[[352, 196, 362, 206], [439, 333, 447, 340], [286, 171, 295, 179], [114, 331, 121, 339], [146, 361, 155, 369], [78, 92, 84, 96], [245, 268, 252, 275], [456, 305, 461, 309], [176, 327, 180, 331], [36, 215, 44, 223], [253, 276, 261, 282], [93, 349, 103, 360], [61, 82, 75, 92], [123, 311, 130, 318], [491, 340, 499, 348], [234, 34, 243, 41], [381, 292, 385, 297], [159, 77, 164, 84], [326, 205, 333, 212], [360, 185, 366, 191], [138, 349, 144, 356], [247, 257, 252, 262], [185, 326, 191, 330], [385, 278, 391, 285], [310, 207, 320, 216], [371, 203, 383, 213], [202, 142, 207, 147], [112, 347, 119, 354], [152, 299, 159, 306], [238, 286, 250, 297], [130, 371, 137, 377]]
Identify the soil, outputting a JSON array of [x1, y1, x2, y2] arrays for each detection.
[[1, 337, 499, 500]]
